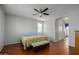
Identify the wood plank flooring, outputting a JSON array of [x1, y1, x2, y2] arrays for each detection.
[[0, 39, 76, 55]]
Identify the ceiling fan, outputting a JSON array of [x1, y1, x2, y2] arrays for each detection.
[[33, 8, 50, 17]]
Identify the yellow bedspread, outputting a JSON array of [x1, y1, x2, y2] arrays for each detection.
[[20, 35, 48, 49]]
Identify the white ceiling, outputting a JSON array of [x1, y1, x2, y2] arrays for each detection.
[[2, 4, 79, 21]]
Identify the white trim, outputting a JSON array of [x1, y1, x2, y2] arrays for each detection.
[[48, 39, 57, 42], [5, 41, 20, 45]]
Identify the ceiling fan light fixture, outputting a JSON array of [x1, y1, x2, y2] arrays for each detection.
[[33, 8, 50, 17]]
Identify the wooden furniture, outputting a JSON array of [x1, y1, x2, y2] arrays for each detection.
[[75, 31, 79, 54]]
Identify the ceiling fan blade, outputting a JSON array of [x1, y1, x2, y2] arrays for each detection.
[[34, 8, 40, 13], [43, 13, 49, 15], [41, 8, 48, 13]]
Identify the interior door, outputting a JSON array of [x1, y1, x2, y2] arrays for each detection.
[[75, 31, 79, 54]]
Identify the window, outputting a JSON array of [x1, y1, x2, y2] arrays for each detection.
[[37, 22, 43, 33]]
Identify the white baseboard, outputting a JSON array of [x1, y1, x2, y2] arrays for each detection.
[[5, 42, 20, 45], [51, 39, 61, 42], [49, 39, 57, 42]]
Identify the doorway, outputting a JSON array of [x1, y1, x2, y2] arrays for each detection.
[[64, 23, 69, 45], [64, 23, 69, 37], [55, 17, 69, 43]]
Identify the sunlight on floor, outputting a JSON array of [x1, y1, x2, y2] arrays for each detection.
[[65, 37, 69, 45], [64, 37, 69, 54]]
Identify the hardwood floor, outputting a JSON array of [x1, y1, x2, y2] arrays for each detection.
[[0, 39, 76, 55]]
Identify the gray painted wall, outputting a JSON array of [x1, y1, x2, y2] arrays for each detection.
[[5, 14, 43, 45], [55, 18, 65, 41], [0, 7, 5, 51], [44, 16, 55, 42]]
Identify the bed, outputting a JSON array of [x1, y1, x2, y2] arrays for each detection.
[[20, 35, 48, 49]]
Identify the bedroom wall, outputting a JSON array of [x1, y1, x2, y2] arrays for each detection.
[[5, 14, 43, 45], [44, 16, 55, 42], [55, 18, 65, 41], [0, 6, 5, 51]]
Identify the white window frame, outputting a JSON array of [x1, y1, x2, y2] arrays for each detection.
[[37, 22, 43, 33]]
